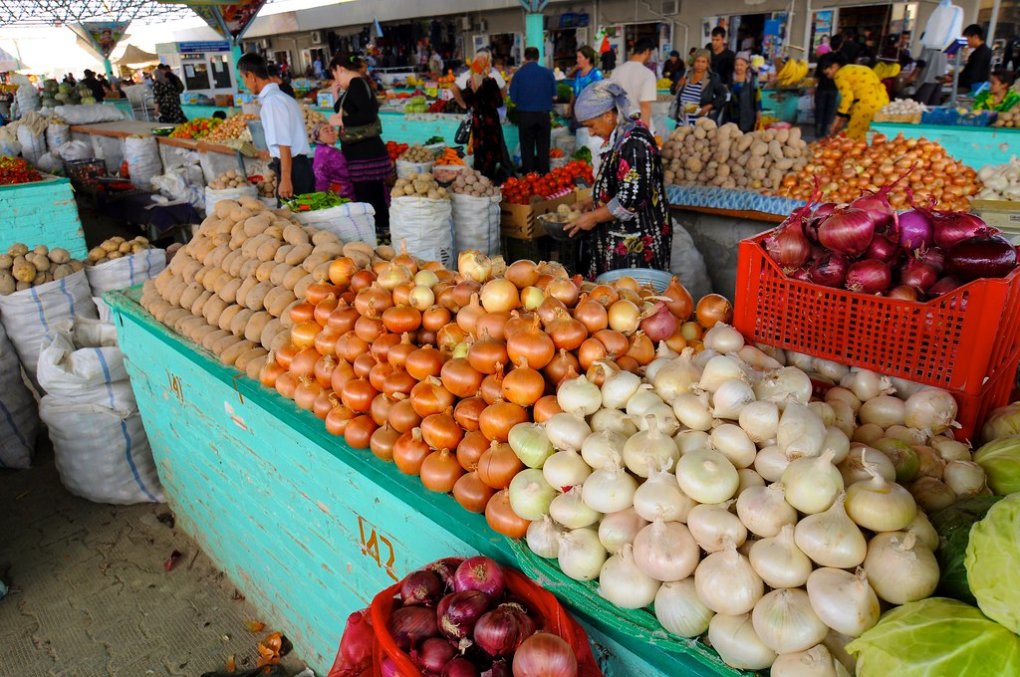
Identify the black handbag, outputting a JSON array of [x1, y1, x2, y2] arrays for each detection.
[[454, 111, 473, 145], [339, 78, 383, 143]]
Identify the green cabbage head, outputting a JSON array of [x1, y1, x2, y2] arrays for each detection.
[[965, 492, 1020, 633], [974, 436, 1020, 495]]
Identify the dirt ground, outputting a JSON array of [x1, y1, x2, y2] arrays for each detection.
[[0, 441, 309, 676]]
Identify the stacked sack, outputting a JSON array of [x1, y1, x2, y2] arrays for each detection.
[[389, 172, 453, 266], [37, 318, 163, 504], [0, 321, 39, 469], [291, 201, 377, 248]]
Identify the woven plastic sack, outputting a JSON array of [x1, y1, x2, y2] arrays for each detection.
[[0, 321, 39, 469], [52, 103, 124, 125], [124, 135, 163, 190], [205, 184, 258, 217], [56, 140, 94, 162], [389, 197, 453, 267], [17, 124, 46, 166], [451, 192, 500, 258], [0, 270, 98, 391], [36, 323, 134, 408], [46, 122, 70, 151], [292, 202, 377, 247], [369, 561, 602, 676], [86, 248, 166, 318], [396, 159, 434, 179]]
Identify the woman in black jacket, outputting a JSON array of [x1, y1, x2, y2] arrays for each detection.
[[722, 55, 762, 132], [674, 49, 728, 125]]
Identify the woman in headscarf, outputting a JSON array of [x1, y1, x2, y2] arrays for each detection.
[[722, 55, 762, 132], [152, 68, 187, 124], [311, 122, 356, 199], [567, 81, 672, 278], [451, 49, 511, 182]]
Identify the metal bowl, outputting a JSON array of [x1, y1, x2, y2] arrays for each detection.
[[536, 213, 572, 241]]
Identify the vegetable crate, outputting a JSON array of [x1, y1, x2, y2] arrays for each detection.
[[500, 192, 578, 240], [734, 231, 1020, 436], [954, 346, 1020, 442]]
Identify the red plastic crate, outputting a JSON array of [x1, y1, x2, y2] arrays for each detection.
[[954, 347, 1020, 443], [734, 231, 1020, 397]]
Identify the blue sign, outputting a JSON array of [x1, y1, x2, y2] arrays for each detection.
[[179, 40, 231, 53]]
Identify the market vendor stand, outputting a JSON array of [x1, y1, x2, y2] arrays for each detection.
[[107, 286, 742, 677], [0, 175, 88, 259], [869, 121, 1020, 171]]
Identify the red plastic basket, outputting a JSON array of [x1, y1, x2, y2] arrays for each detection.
[[954, 347, 1020, 442], [734, 231, 1020, 396]]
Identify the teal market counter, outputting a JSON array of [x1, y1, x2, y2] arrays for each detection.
[[108, 286, 742, 677], [0, 176, 87, 259], [870, 121, 1020, 170]]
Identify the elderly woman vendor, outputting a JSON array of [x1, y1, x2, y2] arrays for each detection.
[[567, 81, 672, 278]]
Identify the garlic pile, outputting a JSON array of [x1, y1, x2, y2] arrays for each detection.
[[518, 326, 986, 673], [879, 99, 928, 116], [975, 158, 1020, 201]]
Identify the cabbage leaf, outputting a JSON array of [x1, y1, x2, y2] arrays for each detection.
[[965, 493, 1020, 633], [928, 495, 1003, 604], [974, 436, 1020, 495]]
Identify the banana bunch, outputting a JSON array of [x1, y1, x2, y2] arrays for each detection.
[[776, 59, 809, 87]]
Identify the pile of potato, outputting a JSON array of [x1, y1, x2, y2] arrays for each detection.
[[0, 243, 82, 294], [449, 168, 499, 197], [995, 110, 1020, 128], [545, 203, 581, 223], [256, 171, 277, 198], [392, 172, 449, 200], [205, 113, 258, 142], [662, 119, 809, 192], [87, 236, 152, 265], [303, 107, 327, 143], [139, 197, 381, 379], [399, 145, 436, 163], [209, 170, 251, 190]]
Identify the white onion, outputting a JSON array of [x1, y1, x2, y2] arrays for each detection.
[[829, 400, 856, 439], [823, 631, 857, 676], [755, 366, 812, 407], [930, 435, 971, 462], [712, 379, 756, 420], [598, 508, 648, 554], [736, 483, 797, 537], [599, 543, 660, 608], [526, 516, 564, 558], [589, 408, 638, 437], [580, 430, 625, 470], [708, 613, 777, 670], [623, 416, 680, 477], [700, 355, 747, 393], [851, 422, 885, 445], [814, 358, 850, 383], [695, 543, 764, 615], [737, 468, 766, 494], [809, 402, 836, 427], [672, 391, 714, 431], [508, 469, 557, 520], [863, 532, 939, 604], [632, 519, 700, 582], [787, 351, 816, 372], [883, 424, 926, 445], [739, 400, 780, 443], [782, 449, 844, 514], [738, 345, 783, 371], [805, 567, 880, 637], [846, 369, 892, 401], [557, 527, 606, 581], [710, 423, 757, 469], [674, 429, 710, 455], [943, 460, 986, 497], [545, 413, 591, 452], [688, 502, 747, 553], [654, 579, 714, 638], [904, 511, 939, 551], [794, 494, 867, 568], [821, 426, 851, 464], [626, 387, 666, 418], [676, 448, 739, 504], [599, 362, 642, 409], [844, 469, 916, 532], [910, 476, 957, 512], [693, 347, 719, 370], [754, 445, 790, 483], [557, 374, 602, 416], [859, 395, 905, 427], [777, 402, 826, 460], [890, 375, 925, 398], [543, 448, 592, 491], [652, 348, 702, 401], [634, 404, 680, 436], [749, 524, 813, 588], [704, 322, 745, 354], [633, 467, 696, 522], [549, 487, 601, 529], [581, 459, 638, 513], [771, 644, 845, 677], [825, 386, 861, 413], [903, 387, 958, 434], [838, 444, 896, 484], [752, 588, 828, 654]]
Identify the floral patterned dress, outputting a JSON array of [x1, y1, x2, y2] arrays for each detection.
[[581, 121, 672, 279]]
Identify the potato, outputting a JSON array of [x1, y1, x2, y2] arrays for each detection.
[[0, 270, 15, 294], [8, 243, 28, 257]]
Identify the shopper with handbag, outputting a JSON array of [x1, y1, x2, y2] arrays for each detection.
[[329, 52, 394, 240], [451, 49, 512, 183]]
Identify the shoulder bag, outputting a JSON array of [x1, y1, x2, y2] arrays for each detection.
[[339, 78, 383, 143]]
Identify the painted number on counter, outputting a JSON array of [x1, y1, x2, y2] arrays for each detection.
[[356, 514, 398, 581], [167, 370, 184, 403]]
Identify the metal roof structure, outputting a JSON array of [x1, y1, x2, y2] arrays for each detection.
[[0, 0, 210, 27]]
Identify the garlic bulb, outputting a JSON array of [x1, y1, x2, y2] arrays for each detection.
[[654, 579, 714, 638], [736, 483, 797, 538], [708, 613, 777, 670], [805, 567, 880, 637], [862, 532, 939, 604], [632, 519, 700, 582], [752, 588, 829, 654], [695, 541, 764, 615], [749, 524, 813, 589], [598, 543, 660, 608], [687, 502, 748, 553], [794, 494, 867, 568]]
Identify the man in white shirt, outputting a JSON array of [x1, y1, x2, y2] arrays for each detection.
[[610, 37, 658, 133], [237, 52, 314, 201]]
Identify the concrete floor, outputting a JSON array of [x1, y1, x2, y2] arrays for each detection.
[[0, 442, 309, 676]]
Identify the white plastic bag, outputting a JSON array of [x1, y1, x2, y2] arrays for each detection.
[[0, 128, 21, 157], [53, 103, 125, 125], [451, 193, 501, 258], [36, 152, 63, 174], [205, 184, 258, 217], [86, 248, 166, 318], [46, 122, 70, 150], [396, 159, 435, 179], [16, 84, 39, 115], [0, 270, 98, 390], [669, 219, 712, 301], [292, 202, 377, 247], [57, 140, 94, 162], [17, 124, 46, 166], [36, 327, 134, 408], [0, 321, 39, 469], [923, 1, 964, 51], [389, 196, 454, 267], [124, 136, 163, 190]]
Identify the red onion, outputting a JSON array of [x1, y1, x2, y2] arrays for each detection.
[[639, 301, 678, 342], [414, 637, 458, 673], [766, 220, 812, 269], [865, 233, 901, 263], [851, 188, 896, 225], [453, 557, 506, 599], [381, 657, 399, 677], [445, 657, 482, 677], [438, 590, 491, 644], [510, 633, 578, 677], [845, 259, 892, 294], [401, 570, 445, 607], [429, 557, 465, 591], [929, 276, 963, 297], [917, 247, 946, 273], [334, 610, 374, 675], [899, 258, 938, 292], [898, 209, 934, 250], [808, 252, 849, 288], [789, 267, 813, 282], [932, 211, 995, 250], [947, 233, 1019, 279], [474, 603, 537, 658], [390, 605, 439, 652], [485, 660, 512, 677], [818, 207, 877, 257], [889, 285, 921, 301]]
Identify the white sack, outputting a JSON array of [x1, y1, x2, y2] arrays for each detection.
[[0, 321, 39, 469], [56, 140, 94, 162], [17, 124, 46, 166], [389, 196, 454, 267], [36, 328, 134, 408], [451, 192, 500, 258], [396, 159, 434, 179], [46, 122, 70, 150], [292, 202, 377, 247], [53, 103, 125, 125], [124, 135, 163, 190]]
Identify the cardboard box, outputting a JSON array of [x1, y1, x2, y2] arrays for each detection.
[[316, 91, 335, 109], [500, 190, 580, 240], [214, 94, 233, 107], [972, 198, 1020, 237]]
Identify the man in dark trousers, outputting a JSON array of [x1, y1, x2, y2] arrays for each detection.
[[81, 70, 105, 102], [958, 24, 992, 91], [237, 53, 314, 201], [509, 46, 556, 174], [708, 26, 735, 85]]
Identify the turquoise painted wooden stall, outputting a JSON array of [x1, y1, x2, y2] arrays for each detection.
[[107, 288, 740, 677], [0, 177, 87, 259], [870, 121, 1020, 170]]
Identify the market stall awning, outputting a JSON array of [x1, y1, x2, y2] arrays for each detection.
[[114, 43, 159, 66], [0, 45, 27, 70]]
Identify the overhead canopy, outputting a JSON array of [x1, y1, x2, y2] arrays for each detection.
[[0, 0, 195, 26], [114, 43, 159, 66], [0, 45, 26, 71]]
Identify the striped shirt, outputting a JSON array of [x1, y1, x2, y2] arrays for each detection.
[[679, 80, 704, 126]]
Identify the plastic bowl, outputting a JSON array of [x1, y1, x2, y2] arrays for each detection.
[[596, 268, 674, 292], [536, 214, 572, 241]]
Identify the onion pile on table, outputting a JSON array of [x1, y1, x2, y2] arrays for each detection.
[[765, 186, 1018, 298], [519, 327, 988, 672], [385, 556, 580, 676], [259, 246, 727, 534], [775, 133, 979, 210]]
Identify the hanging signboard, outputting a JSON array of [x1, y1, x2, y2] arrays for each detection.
[[70, 21, 130, 59]]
